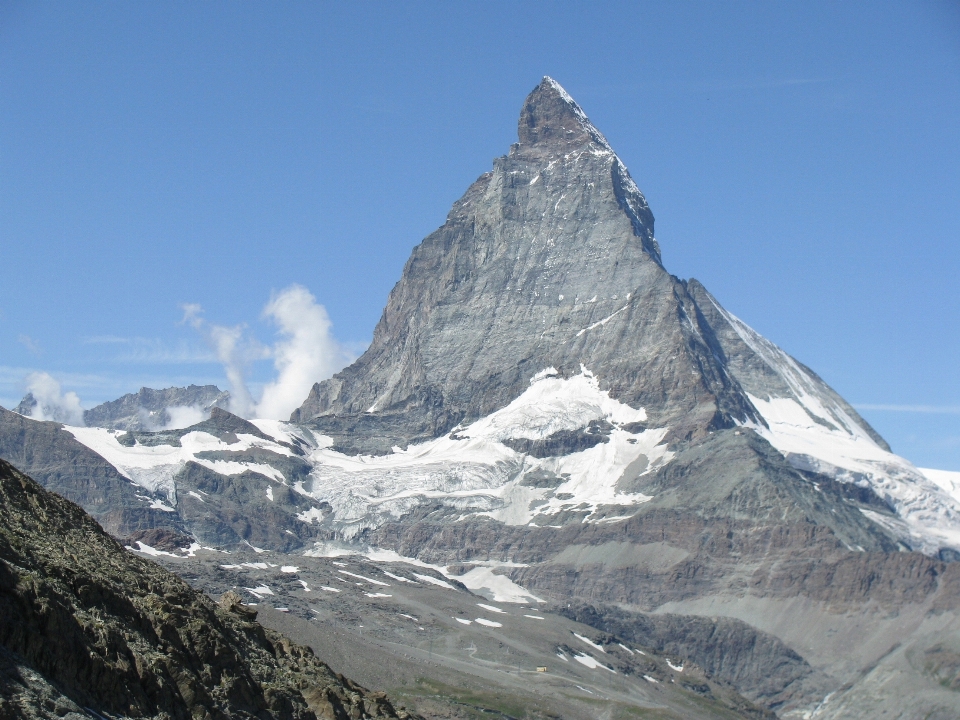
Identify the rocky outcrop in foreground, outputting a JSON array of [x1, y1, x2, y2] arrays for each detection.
[[0, 457, 414, 720]]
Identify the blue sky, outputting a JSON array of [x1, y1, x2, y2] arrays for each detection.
[[1, 1, 959, 469]]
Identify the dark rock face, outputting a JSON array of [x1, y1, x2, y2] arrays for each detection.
[[558, 603, 832, 710], [0, 457, 414, 720], [172, 461, 324, 551], [294, 77, 759, 451], [82, 384, 230, 431], [500, 419, 612, 457], [0, 406, 328, 553], [0, 406, 181, 539]]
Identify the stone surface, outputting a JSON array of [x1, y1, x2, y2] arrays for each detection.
[[0, 457, 414, 720], [4, 76, 960, 719], [83, 385, 230, 431], [293, 77, 760, 451], [0, 406, 182, 539]]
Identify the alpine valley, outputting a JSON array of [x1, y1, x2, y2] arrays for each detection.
[[4, 78, 960, 719]]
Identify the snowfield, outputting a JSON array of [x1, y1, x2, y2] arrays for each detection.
[[708, 298, 960, 554], [300, 367, 668, 533], [61, 358, 960, 558]]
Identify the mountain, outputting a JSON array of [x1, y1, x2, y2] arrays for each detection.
[[0, 457, 414, 719], [2, 77, 960, 718], [0, 405, 331, 552], [17, 384, 230, 431], [292, 76, 957, 558], [83, 384, 231, 430]]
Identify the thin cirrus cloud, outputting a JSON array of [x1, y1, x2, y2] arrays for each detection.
[[17, 334, 42, 355], [184, 284, 353, 421], [855, 404, 960, 415], [82, 335, 217, 365]]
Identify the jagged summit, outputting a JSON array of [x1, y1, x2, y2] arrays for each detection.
[[292, 77, 753, 446], [516, 76, 612, 153], [287, 77, 960, 557]]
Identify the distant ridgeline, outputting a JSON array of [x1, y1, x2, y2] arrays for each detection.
[[16, 384, 230, 430]]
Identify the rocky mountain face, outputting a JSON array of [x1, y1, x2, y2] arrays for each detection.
[[16, 384, 229, 431], [0, 405, 182, 540], [0, 405, 331, 553], [3, 77, 960, 718], [84, 385, 230, 431], [0, 457, 414, 720], [293, 78, 758, 451]]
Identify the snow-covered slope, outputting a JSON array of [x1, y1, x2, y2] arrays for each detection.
[[63, 426, 294, 500], [702, 297, 960, 554], [63, 368, 672, 540], [300, 368, 671, 535]]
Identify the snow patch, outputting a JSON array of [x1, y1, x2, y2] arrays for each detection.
[[338, 570, 389, 587], [477, 603, 506, 614], [412, 573, 455, 590], [474, 618, 502, 628], [382, 571, 418, 583], [574, 633, 605, 653], [573, 653, 615, 673], [922, 468, 960, 505], [244, 585, 274, 598], [296, 507, 326, 524], [456, 567, 542, 603]]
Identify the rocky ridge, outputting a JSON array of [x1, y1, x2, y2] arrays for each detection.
[[16, 385, 230, 431], [0, 457, 414, 720]]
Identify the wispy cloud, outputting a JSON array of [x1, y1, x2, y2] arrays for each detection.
[[183, 285, 354, 420], [17, 334, 42, 355], [855, 404, 960, 415], [181, 304, 268, 418]]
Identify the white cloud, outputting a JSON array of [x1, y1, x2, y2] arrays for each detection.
[[21, 372, 85, 426], [183, 285, 352, 420], [161, 405, 207, 430], [256, 285, 352, 420], [181, 304, 267, 418]]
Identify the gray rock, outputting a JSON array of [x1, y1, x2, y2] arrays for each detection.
[[82, 384, 230, 431], [294, 77, 759, 451], [0, 457, 415, 719], [559, 603, 833, 710], [0, 406, 183, 539]]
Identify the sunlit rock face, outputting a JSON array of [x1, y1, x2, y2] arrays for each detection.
[[293, 76, 760, 452]]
